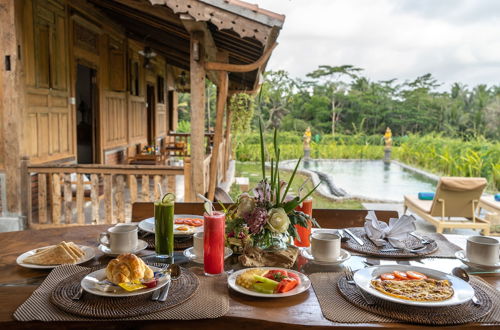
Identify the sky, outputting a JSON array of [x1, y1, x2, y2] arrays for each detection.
[[251, 0, 500, 91]]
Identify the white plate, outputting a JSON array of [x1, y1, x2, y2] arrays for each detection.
[[16, 245, 95, 269], [228, 267, 311, 298], [183, 247, 233, 264], [300, 247, 351, 265], [98, 239, 148, 256], [455, 250, 500, 271], [81, 266, 169, 297], [353, 265, 474, 307], [138, 215, 204, 236]]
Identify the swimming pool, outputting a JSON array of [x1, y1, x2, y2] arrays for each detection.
[[282, 159, 437, 202]]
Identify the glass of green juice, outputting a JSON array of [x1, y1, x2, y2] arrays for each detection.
[[155, 193, 175, 258]]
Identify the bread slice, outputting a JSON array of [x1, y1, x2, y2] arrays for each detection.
[[66, 242, 85, 258], [60, 241, 81, 260], [23, 242, 81, 265]]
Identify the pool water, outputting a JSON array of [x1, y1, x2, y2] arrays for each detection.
[[285, 160, 436, 202]]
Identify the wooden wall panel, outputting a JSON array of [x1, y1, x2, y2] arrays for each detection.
[[129, 97, 147, 142], [103, 92, 127, 147], [26, 115, 38, 158], [35, 24, 51, 89], [38, 113, 49, 156], [157, 104, 167, 136], [23, 0, 72, 163], [50, 113, 60, 154], [59, 113, 69, 152]]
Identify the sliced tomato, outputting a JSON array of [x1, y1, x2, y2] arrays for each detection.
[[276, 278, 298, 293], [406, 271, 428, 280], [380, 273, 397, 281], [191, 220, 203, 227], [393, 271, 409, 280], [286, 272, 301, 285], [264, 270, 288, 282]]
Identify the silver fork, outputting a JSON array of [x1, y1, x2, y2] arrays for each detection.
[[344, 266, 374, 305], [410, 232, 435, 245], [146, 262, 169, 301]]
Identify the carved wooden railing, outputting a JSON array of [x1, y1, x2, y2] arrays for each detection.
[[26, 164, 189, 229]]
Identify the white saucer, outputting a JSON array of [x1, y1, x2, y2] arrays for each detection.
[[455, 250, 500, 271], [300, 247, 351, 265], [98, 239, 148, 256], [183, 247, 233, 264]]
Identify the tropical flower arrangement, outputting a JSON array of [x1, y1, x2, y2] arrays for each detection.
[[224, 122, 320, 252]]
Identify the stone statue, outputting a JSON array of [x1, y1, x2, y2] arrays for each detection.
[[383, 127, 392, 163], [383, 127, 392, 148], [303, 127, 312, 150]]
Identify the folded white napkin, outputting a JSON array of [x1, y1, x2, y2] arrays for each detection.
[[363, 211, 416, 248]]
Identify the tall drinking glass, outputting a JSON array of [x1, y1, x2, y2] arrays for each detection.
[[203, 211, 225, 275], [294, 197, 313, 247], [155, 194, 175, 258]]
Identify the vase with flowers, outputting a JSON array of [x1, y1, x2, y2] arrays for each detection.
[[223, 121, 319, 264]]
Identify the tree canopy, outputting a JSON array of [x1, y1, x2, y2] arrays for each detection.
[[256, 66, 500, 140]]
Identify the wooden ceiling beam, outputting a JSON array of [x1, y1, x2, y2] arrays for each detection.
[[89, 0, 189, 39], [112, 0, 181, 26], [205, 42, 276, 73]]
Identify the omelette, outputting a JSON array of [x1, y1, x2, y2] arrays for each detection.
[[370, 278, 454, 302]]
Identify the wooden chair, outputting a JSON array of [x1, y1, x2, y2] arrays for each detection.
[[131, 202, 398, 228]]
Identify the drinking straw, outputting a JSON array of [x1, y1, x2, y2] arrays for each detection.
[[158, 183, 163, 199], [298, 177, 311, 200], [197, 193, 214, 215]]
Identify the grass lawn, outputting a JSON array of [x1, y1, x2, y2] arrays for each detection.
[[230, 162, 364, 209]]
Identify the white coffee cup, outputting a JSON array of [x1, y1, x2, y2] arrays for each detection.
[[193, 232, 204, 257], [311, 232, 341, 262], [99, 225, 138, 254], [466, 236, 500, 266]]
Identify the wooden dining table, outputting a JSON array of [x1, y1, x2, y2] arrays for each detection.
[[1, 207, 499, 329]]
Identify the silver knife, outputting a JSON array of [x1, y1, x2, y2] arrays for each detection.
[[344, 229, 364, 245], [158, 281, 172, 302]]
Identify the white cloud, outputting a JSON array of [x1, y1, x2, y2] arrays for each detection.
[[252, 0, 500, 90]]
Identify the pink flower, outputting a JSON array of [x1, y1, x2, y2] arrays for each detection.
[[245, 207, 268, 234]]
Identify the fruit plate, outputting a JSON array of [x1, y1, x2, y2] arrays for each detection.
[[138, 215, 204, 236], [16, 245, 95, 270], [81, 266, 170, 297], [353, 265, 474, 307], [228, 267, 311, 298]]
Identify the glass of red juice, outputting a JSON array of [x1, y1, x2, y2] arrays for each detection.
[[294, 197, 313, 247], [203, 211, 225, 276]]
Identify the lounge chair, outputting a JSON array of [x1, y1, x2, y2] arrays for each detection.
[[403, 177, 490, 235], [478, 195, 500, 234]]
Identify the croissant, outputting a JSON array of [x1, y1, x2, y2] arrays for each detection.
[[105, 253, 154, 284]]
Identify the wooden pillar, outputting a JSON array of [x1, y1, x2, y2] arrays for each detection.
[[208, 53, 229, 201], [223, 96, 233, 181], [189, 31, 206, 200], [0, 0, 25, 217]]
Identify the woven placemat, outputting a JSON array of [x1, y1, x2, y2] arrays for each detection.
[[50, 267, 198, 318], [337, 275, 493, 325], [310, 272, 500, 325], [14, 265, 229, 321], [343, 228, 462, 258]]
